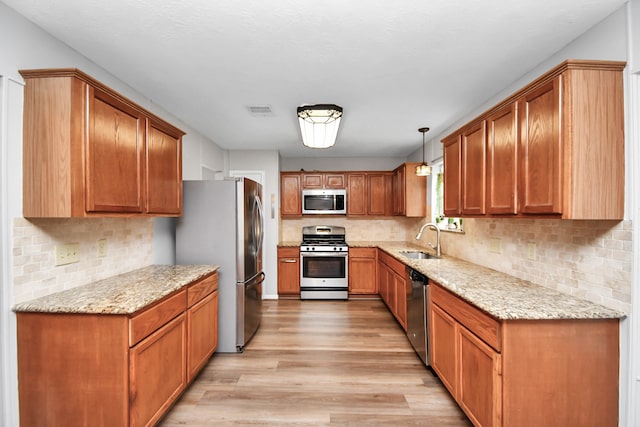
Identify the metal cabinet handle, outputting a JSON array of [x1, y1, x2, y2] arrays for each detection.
[[280, 259, 297, 263]]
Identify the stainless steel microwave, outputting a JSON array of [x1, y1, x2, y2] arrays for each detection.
[[302, 189, 347, 214]]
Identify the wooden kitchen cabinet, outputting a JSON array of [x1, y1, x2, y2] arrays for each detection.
[[443, 135, 462, 217], [461, 121, 487, 215], [348, 247, 378, 295], [278, 247, 300, 297], [20, 68, 185, 218], [486, 104, 518, 215], [367, 172, 393, 215], [441, 60, 625, 220], [377, 249, 408, 330], [186, 273, 219, 382], [16, 271, 219, 427], [429, 281, 619, 427], [130, 313, 187, 427], [146, 119, 183, 215], [347, 173, 367, 215], [392, 163, 426, 217], [346, 172, 393, 216], [302, 172, 346, 189], [280, 172, 302, 217]]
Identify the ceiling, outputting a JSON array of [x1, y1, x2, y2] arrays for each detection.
[[1, 0, 626, 158]]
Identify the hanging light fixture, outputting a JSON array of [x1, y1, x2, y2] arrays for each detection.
[[416, 127, 432, 176], [297, 104, 343, 149]]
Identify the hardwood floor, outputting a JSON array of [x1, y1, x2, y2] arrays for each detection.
[[160, 299, 471, 426]]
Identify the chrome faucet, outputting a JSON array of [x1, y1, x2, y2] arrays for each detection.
[[416, 222, 441, 257]]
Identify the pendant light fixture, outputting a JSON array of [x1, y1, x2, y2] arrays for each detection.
[[416, 127, 432, 176], [297, 104, 343, 149]]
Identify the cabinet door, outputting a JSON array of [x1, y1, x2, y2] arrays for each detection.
[[348, 248, 377, 294], [146, 120, 182, 215], [518, 77, 562, 214], [347, 173, 367, 215], [487, 104, 518, 214], [443, 135, 462, 216], [277, 247, 300, 295], [324, 173, 346, 189], [430, 303, 457, 396], [367, 173, 391, 216], [280, 173, 302, 216], [461, 121, 487, 215], [130, 313, 187, 427], [302, 173, 323, 189], [392, 165, 406, 215], [187, 290, 218, 382], [458, 326, 502, 427], [86, 86, 146, 213]]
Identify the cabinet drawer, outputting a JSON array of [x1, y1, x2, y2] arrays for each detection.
[[430, 283, 501, 352], [187, 272, 218, 307], [129, 290, 187, 347], [350, 247, 377, 258]]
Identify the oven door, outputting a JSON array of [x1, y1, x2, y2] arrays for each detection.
[[300, 251, 348, 289]]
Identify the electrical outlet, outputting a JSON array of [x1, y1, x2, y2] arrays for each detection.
[[527, 242, 536, 260], [488, 238, 502, 254], [97, 239, 107, 257], [55, 243, 79, 266]]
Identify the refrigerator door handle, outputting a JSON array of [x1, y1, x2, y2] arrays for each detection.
[[255, 196, 265, 254]]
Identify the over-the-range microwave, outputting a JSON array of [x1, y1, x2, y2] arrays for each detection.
[[302, 189, 347, 214]]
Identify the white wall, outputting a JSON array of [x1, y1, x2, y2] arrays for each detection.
[[228, 150, 280, 299]]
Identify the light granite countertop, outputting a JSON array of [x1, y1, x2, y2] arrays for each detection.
[[291, 239, 622, 320], [13, 265, 218, 315], [359, 241, 625, 320]]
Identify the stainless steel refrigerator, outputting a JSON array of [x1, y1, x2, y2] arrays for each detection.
[[176, 178, 264, 352]]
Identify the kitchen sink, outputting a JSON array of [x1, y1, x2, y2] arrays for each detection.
[[400, 250, 439, 260]]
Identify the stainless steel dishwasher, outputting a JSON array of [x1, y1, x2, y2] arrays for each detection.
[[407, 268, 430, 366]]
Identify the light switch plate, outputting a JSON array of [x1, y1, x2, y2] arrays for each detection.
[[55, 243, 79, 266], [527, 242, 536, 260]]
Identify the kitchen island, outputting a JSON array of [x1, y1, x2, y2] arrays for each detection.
[[14, 264, 219, 427]]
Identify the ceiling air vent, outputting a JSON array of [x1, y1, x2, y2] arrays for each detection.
[[247, 105, 274, 116]]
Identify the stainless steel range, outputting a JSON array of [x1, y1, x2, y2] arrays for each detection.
[[300, 225, 348, 300]]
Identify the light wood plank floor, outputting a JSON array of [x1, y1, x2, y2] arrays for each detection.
[[160, 299, 471, 426]]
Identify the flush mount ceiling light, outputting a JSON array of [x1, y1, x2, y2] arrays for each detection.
[[297, 104, 343, 149], [416, 127, 432, 176]]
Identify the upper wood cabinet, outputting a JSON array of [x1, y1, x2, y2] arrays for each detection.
[[20, 68, 185, 218], [392, 162, 426, 217], [487, 103, 518, 215], [367, 172, 393, 216], [441, 60, 625, 220], [302, 172, 346, 189], [443, 137, 462, 217], [346, 172, 393, 216], [461, 121, 487, 215], [280, 172, 302, 217]]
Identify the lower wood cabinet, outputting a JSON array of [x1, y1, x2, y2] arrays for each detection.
[[429, 281, 619, 427], [130, 313, 187, 427], [278, 247, 300, 297], [348, 247, 377, 295], [16, 271, 218, 427], [377, 249, 408, 330]]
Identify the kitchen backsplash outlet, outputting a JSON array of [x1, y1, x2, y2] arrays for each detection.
[[432, 218, 632, 313], [13, 217, 153, 304]]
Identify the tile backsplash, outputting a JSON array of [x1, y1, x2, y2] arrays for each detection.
[[414, 218, 632, 313], [280, 217, 416, 242], [13, 217, 153, 304]]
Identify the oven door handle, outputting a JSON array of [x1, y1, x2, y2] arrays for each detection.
[[300, 251, 348, 258]]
